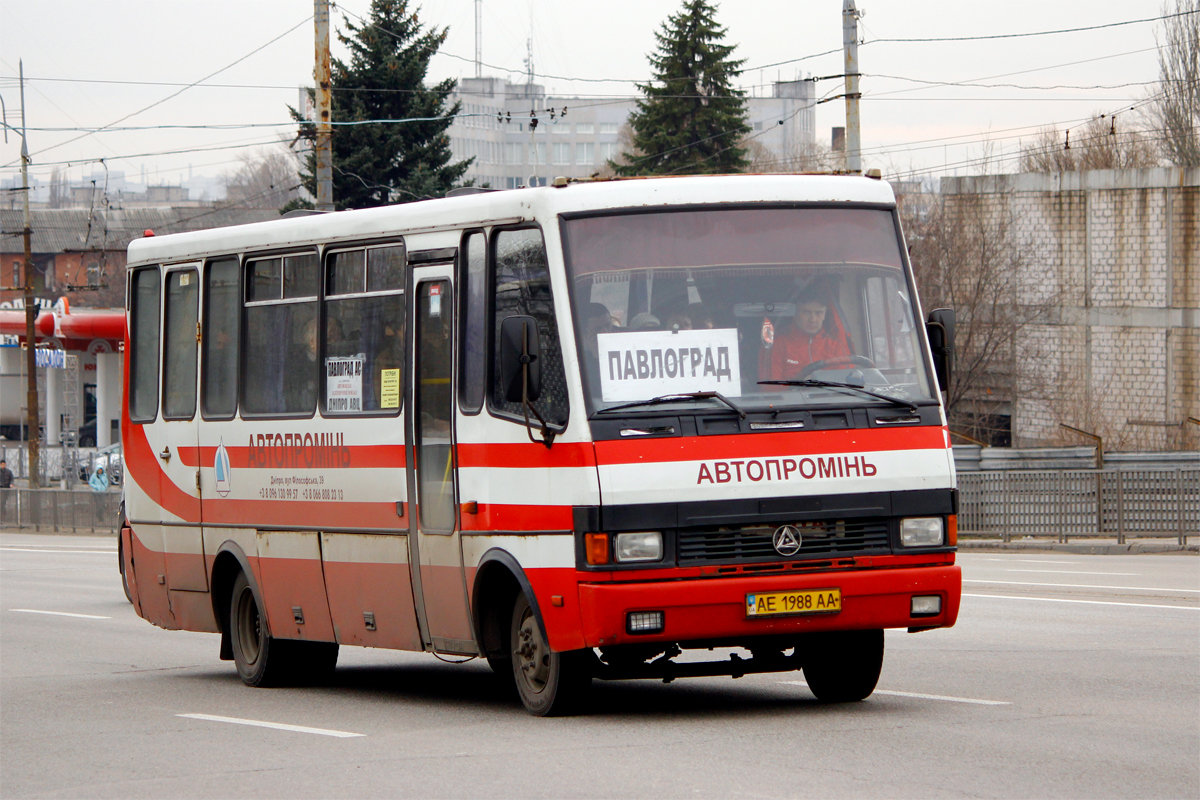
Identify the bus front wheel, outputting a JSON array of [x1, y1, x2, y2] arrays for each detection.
[[510, 592, 591, 716], [802, 629, 884, 703]]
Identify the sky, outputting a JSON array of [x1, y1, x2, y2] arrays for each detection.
[[0, 0, 1173, 193]]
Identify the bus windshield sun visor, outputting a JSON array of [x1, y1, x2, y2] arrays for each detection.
[[758, 379, 918, 413]]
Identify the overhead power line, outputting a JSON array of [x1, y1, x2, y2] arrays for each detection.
[[4, 15, 312, 167], [865, 8, 1198, 44]]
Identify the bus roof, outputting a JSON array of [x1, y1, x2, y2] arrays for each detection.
[[126, 174, 897, 268]]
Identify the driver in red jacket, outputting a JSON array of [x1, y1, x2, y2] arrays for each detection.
[[760, 296, 853, 381]]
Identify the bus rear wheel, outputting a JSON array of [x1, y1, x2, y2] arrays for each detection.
[[802, 629, 884, 703], [510, 592, 591, 716], [228, 571, 338, 687]]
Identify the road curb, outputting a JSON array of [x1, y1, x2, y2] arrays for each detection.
[[958, 539, 1198, 555]]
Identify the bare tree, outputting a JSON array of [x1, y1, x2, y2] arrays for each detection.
[[1149, 0, 1200, 166], [224, 146, 304, 211], [596, 123, 642, 178], [1019, 114, 1160, 172], [899, 181, 1054, 445], [745, 139, 842, 173]]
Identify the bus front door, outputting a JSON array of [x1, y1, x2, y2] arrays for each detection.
[[407, 268, 475, 654], [158, 265, 207, 599]]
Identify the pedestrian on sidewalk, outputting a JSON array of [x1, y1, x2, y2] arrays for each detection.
[[0, 459, 12, 523], [88, 466, 108, 493]]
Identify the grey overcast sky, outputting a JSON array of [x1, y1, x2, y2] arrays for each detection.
[[0, 0, 1170, 190]]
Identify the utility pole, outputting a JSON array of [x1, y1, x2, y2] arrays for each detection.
[[314, 0, 334, 211], [842, 0, 862, 173], [475, 0, 483, 78], [19, 61, 40, 488]]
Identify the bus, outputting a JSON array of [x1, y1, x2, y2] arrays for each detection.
[[119, 174, 961, 716]]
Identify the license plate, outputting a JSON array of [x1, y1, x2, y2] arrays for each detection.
[[746, 588, 841, 618]]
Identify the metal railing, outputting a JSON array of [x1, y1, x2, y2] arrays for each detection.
[[0, 488, 121, 534], [0, 443, 122, 487], [958, 468, 1198, 545]]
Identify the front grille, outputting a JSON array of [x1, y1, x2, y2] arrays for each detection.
[[677, 518, 891, 565]]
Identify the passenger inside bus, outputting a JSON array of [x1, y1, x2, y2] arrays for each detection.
[[582, 302, 614, 391], [758, 288, 854, 381]]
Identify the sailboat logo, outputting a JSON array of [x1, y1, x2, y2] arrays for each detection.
[[214, 439, 232, 497]]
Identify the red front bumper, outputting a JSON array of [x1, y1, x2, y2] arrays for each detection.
[[576, 565, 961, 648]]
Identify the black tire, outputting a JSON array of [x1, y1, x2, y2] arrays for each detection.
[[802, 629, 884, 703], [117, 508, 132, 604], [229, 571, 288, 687], [228, 571, 338, 687], [510, 592, 591, 716], [118, 536, 132, 604]]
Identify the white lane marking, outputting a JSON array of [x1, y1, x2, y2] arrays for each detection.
[[964, 593, 1200, 611], [975, 558, 1082, 564], [965, 579, 1200, 593], [10, 608, 111, 619], [1007, 569, 1139, 576], [0, 548, 115, 555], [779, 681, 1010, 705], [177, 713, 364, 738]]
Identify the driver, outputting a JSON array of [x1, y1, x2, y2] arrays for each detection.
[[760, 293, 852, 381]]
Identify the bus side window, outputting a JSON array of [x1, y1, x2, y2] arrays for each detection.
[[459, 230, 487, 413], [128, 267, 161, 423], [242, 253, 319, 416], [323, 244, 405, 415], [162, 269, 199, 419], [202, 258, 240, 418], [489, 228, 569, 426]]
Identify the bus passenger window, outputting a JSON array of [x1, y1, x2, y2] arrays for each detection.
[[163, 269, 199, 419], [242, 253, 319, 416], [202, 258, 240, 418], [490, 228, 568, 426], [129, 268, 161, 422], [323, 245, 405, 414], [459, 231, 487, 413]]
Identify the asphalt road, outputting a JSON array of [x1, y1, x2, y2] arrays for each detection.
[[2, 532, 1197, 799]]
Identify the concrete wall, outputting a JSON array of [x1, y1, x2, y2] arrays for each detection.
[[942, 168, 1199, 451]]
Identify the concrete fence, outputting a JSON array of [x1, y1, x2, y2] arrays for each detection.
[[958, 468, 1198, 544]]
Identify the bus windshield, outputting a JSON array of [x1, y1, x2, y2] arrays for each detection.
[[562, 207, 935, 415]]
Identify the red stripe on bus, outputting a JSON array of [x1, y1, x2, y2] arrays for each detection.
[[455, 442, 597, 469], [201, 499, 404, 529], [460, 503, 575, 531], [123, 418, 202, 521], [594, 426, 944, 465], [175, 444, 406, 469]]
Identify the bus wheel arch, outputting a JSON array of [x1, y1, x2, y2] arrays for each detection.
[[210, 544, 260, 662], [471, 551, 529, 685]]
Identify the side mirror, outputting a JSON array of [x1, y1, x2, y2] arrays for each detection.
[[499, 315, 542, 403], [925, 307, 955, 393]]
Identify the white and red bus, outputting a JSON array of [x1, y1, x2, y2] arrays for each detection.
[[120, 174, 961, 715]]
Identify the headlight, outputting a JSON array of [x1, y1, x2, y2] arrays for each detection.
[[900, 517, 944, 547], [615, 532, 663, 563]]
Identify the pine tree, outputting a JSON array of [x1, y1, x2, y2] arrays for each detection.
[[290, 0, 471, 210], [613, 0, 750, 176]]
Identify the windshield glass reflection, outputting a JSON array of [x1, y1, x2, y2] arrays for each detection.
[[562, 207, 934, 414]]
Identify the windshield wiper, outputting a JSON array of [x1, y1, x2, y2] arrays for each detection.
[[595, 391, 747, 418], [758, 380, 919, 413]]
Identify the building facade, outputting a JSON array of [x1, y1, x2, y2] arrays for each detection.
[[446, 76, 816, 189], [940, 167, 1199, 451]]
